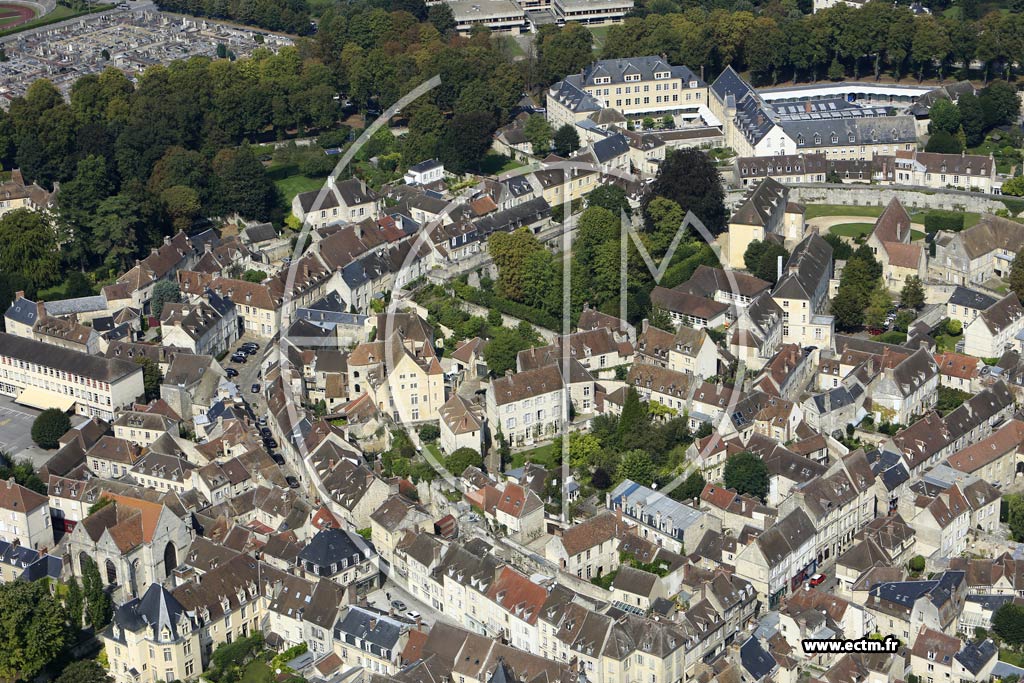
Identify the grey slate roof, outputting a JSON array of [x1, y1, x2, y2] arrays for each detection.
[[955, 639, 997, 675], [948, 286, 997, 310], [334, 605, 404, 650], [5, 296, 38, 327], [0, 332, 141, 383], [740, 637, 777, 680], [298, 528, 375, 575]]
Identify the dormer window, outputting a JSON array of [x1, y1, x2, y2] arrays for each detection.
[[831, 134, 839, 144], [654, 71, 670, 80], [848, 133, 855, 143], [814, 134, 821, 145]]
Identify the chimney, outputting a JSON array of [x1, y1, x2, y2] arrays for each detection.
[[642, 318, 649, 333], [6, 477, 13, 488], [14, 291, 23, 301], [205, 241, 213, 254], [777, 255, 784, 282], [36, 300, 46, 321], [164, 236, 172, 246]]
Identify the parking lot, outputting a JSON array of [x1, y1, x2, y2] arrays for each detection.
[[0, 395, 86, 465]]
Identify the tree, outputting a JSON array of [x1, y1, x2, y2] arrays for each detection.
[[31, 409, 71, 449], [957, 94, 986, 147], [0, 209, 60, 292], [672, 470, 706, 502], [822, 233, 852, 260], [64, 271, 95, 298], [901, 276, 925, 310], [587, 185, 630, 217], [863, 287, 893, 331], [489, 228, 545, 301], [928, 99, 961, 136], [438, 112, 495, 174], [524, 114, 552, 156], [723, 451, 769, 501], [150, 280, 180, 318], [66, 577, 84, 630], [160, 185, 202, 232], [908, 555, 926, 573], [925, 130, 963, 154], [616, 449, 655, 486], [445, 447, 482, 474], [56, 660, 111, 683], [135, 357, 162, 402], [90, 193, 143, 272], [993, 603, 1024, 647], [1007, 249, 1024, 304], [643, 148, 727, 235], [743, 239, 767, 274], [483, 326, 538, 375], [553, 124, 580, 157], [243, 270, 268, 283], [832, 255, 881, 331], [980, 80, 1020, 130], [536, 24, 593, 85], [211, 146, 277, 220], [590, 466, 611, 490], [427, 3, 455, 35], [419, 424, 440, 443], [81, 556, 111, 628], [1001, 176, 1024, 197], [0, 580, 68, 683], [616, 388, 647, 448], [750, 241, 789, 284]]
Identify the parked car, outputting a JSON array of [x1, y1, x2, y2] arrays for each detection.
[[391, 600, 407, 611], [264, 437, 278, 449], [251, 383, 261, 393], [260, 427, 272, 438], [406, 610, 421, 621], [225, 368, 238, 378], [271, 453, 285, 465], [231, 353, 247, 363], [809, 573, 827, 587], [285, 476, 299, 489], [256, 416, 267, 426]]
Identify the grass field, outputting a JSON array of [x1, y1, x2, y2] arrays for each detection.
[[240, 662, 273, 683], [267, 164, 327, 207], [828, 222, 874, 238], [805, 204, 885, 219], [510, 443, 558, 470], [479, 153, 525, 175], [0, 2, 35, 27], [587, 25, 611, 52], [0, 3, 112, 37]]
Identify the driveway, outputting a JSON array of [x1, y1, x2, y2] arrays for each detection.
[[807, 215, 926, 236]]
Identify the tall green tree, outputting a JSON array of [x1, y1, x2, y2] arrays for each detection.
[[66, 577, 84, 630], [81, 556, 111, 629], [211, 145, 277, 220], [31, 409, 71, 449], [553, 124, 580, 157], [957, 93, 986, 147], [927, 99, 961, 136], [993, 603, 1024, 647], [150, 281, 180, 319], [1009, 249, 1024, 304], [863, 287, 893, 331], [643, 148, 727, 235], [617, 449, 655, 486], [0, 209, 60, 292], [135, 357, 163, 402], [901, 276, 925, 310], [723, 451, 769, 501], [524, 114, 553, 156], [0, 580, 68, 683], [536, 24, 593, 85]]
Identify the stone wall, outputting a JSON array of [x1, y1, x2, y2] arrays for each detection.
[[726, 183, 1011, 215]]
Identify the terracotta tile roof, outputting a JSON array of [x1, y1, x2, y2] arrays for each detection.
[[871, 198, 911, 244], [933, 352, 980, 380], [557, 512, 623, 557], [947, 419, 1024, 474], [883, 241, 922, 269], [0, 479, 47, 513], [496, 483, 541, 518], [486, 566, 547, 624]]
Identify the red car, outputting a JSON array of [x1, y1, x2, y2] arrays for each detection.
[[809, 573, 826, 587]]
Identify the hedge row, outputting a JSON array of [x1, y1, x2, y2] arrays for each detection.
[[451, 280, 561, 331]]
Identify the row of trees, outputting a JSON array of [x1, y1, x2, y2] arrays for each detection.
[[601, 3, 1024, 85]]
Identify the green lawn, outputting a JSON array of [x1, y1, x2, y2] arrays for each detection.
[[479, 153, 525, 175], [240, 662, 273, 683], [510, 443, 559, 470], [805, 204, 885, 219], [935, 332, 962, 353], [587, 25, 611, 52], [1000, 649, 1024, 667], [828, 222, 875, 238], [911, 229, 925, 241], [270, 167, 327, 208]]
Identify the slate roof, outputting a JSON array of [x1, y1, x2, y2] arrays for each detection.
[[730, 178, 788, 227], [335, 605, 404, 649], [650, 287, 729, 320], [955, 639, 997, 675], [740, 637, 777, 681], [0, 332, 140, 383], [773, 233, 832, 302], [112, 583, 191, 642], [298, 528, 375, 572], [948, 286, 997, 310]]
